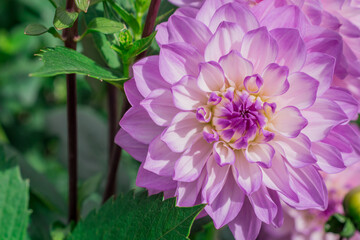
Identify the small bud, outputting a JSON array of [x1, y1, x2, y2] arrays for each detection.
[[119, 29, 133, 50], [343, 186, 360, 229]]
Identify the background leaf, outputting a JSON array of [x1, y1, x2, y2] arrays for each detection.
[[24, 24, 48, 36], [87, 17, 125, 34], [30, 47, 125, 82], [68, 191, 205, 240], [107, 0, 140, 33], [53, 7, 79, 30], [0, 146, 30, 240]]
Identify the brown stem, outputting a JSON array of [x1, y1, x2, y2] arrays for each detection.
[[107, 84, 118, 159], [102, 0, 161, 203], [63, 0, 79, 223]]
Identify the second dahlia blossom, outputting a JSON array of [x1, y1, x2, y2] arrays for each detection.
[[116, 1, 360, 239]]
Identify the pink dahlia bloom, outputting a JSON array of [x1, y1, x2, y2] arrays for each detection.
[[116, 0, 360, 239], [252, 0, 360, 108], [259, 158, 360, 240]]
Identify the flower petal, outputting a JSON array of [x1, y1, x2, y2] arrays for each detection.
[[204, 21, 245, 62], [115, 128, 148, 162], [159, 42, 203, 84], [174, 137, 212, 182], [213, 141, 235, 166], [176, 169, 207, 207], [124, 78, 143, 106], [268, 106, 307, 138], [205, 175, 245, 228], [161, 111, 203, 152], [133, 56, 171, 98], [202, 154, 231, 203], [260, 63, 289, 97], [136, 163, 177, 191], [270, 28, 306, 73], [241, 27, 278, 72], [141, 89, 179, 126], [197, 61, 226, 92], [249, 185, 278, 224], [312, 142, 346, 174], [120, 106, 164, 144], [143, 135, 180, 176], [245, 143, 275, 168], [228, 199, 262, 240], [232, 150, 262, 194]]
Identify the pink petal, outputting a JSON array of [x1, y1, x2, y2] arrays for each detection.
[[241, 27, 278, 72], [141, 88, 178, 126], [161, 111, 203, 152], [136, 163, 177, 191], [133, 56, 171, 98], [301, 98, 348, 141], [219, 50, 254, 88], [204, 21, 244, 62], [196, 0, 233, 27], [174, 138, 212, 182], [261, 153, 299, 202], [208, 2, 259, 32], [197, 62, 226, 92], [260, 63, 289, 97], [245, 143, 275, 168], [268, 189, 284, 227], [176, 169, 207, 207], [120, 106, 164, 144], [213, 141, 235, 166], [205, 175, 245, 228], [159, 42, 203, 84], [172, 75, 208, 111], [301, 52, 336, 96], [124, 78, 143, 106], [232, 151, 262, 194], [202, 155, 231, 203], [321, 87, 359, 121], [228, 199, 262, 240], [312, 142, 346, 174], [115, 128, 148, 162], [272, 133, 316, 168], [274, 72, 319, 110], [143, 135, 180, 176], [167, 15, 212, 53], [249, 185, 278, 224], [268, 106, 307, 138], [283, 164, 327, 210], [270, 28, 306, 73]]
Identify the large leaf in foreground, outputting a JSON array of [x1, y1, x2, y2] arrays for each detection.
[[0, 146, 30, 240], [30, 47, 126, 82], [68, 191, 205, 240]]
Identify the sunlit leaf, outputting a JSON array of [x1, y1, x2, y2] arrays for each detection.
[[87, 17, 125, 34], [107, 0, 140, 33], [75, 0, 91, 12], [53, 7, 79, 30]]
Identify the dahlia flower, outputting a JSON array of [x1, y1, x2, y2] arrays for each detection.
[[259, 158, 360, 240], [116, 0, 360, 239]]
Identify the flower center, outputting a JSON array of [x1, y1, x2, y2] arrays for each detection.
[[198, 87, 276, 149]]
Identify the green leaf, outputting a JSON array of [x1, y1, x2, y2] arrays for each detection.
[[0, 146, 30, 240], [30, 47, 126, 82], [75, 0, 91, 12], [107, 0, 140, 33], [68, 191, 205, 240], [341, 218, 356, 238], [24, 24, 48, 36], [78, 173, 102, 209], [53, 7, 79, 30], [325, 213, 347, 234], [87, 17, 125, 34]]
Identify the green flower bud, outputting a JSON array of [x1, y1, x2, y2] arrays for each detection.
[[343, 186, 360, 229], [119, 29, 133, 50]]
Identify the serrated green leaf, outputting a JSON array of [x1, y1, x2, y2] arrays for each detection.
[[68, 191, 205, 240], [108, 0, 140, 33], [87, 17, 125, 34], [24, 24, 48, 36], [0, 146, 30, 240], [75, 0, 91, 12], [53, 7, 79, 30], [30, 47, 126, 82]]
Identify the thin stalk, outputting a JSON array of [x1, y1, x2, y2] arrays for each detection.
[[102, 0, 161, 203], [63, 0, 79, 223], [107, 84, 118, 163]]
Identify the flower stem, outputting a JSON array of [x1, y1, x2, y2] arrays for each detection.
[[107, 84, 118, 160], [102, 0, 161, 203], [63, 0, 79, 223]]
